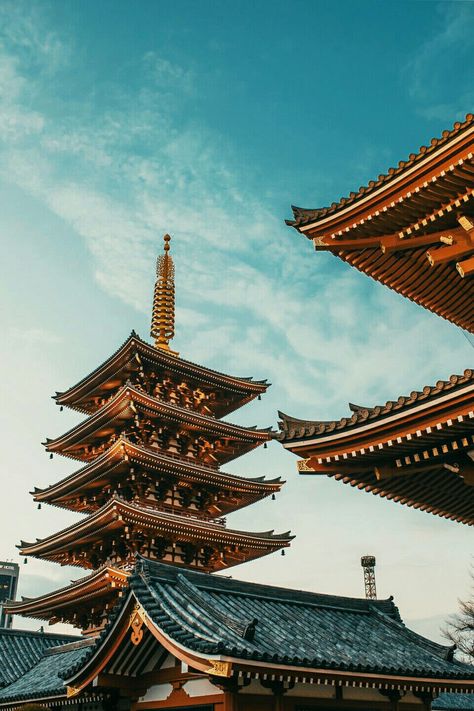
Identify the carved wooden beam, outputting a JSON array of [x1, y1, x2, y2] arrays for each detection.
[[456, 254, 474, 278], [426, 229, 474, 266]]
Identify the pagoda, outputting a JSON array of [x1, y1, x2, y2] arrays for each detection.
[[8, 235, 291, 635]]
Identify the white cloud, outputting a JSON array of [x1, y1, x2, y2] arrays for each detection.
[[0, 1, 472, 639], [404, 3, 474, 119], [9, 327, 62, 346]]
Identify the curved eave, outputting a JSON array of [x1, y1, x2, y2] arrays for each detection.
[[45, 385, 273, 457], [55, 332, 269, 411], [5, 567, 129, 619], [279, 376, 474, 454], [326, 467, 474, 527], [33, 438, 283, 505], [289, 116, 474, 232], [19, 497, 293, 560], [64, 584, 474, 698], [286, 118, 474, 332]]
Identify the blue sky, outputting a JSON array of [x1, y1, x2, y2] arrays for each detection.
[[0, 0, 473, 641]]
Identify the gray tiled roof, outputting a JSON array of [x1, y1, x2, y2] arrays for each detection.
[[69, 558, 474, 681], [0, 642, 89, 703], [435, 693, 474, 710], [0, 628, 78, 687]]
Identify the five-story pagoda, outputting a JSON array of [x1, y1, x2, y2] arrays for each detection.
[[8, 235, 291, 635]]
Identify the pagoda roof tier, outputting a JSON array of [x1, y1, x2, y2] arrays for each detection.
[[5, 567, 129, 632], [287, 115, 474, 332], [279, 370, 474, 525], [33, 437, 283, 514], [19, 497, 293, 571], [44, 384, 273, 464], [54, 332, 269, 416]]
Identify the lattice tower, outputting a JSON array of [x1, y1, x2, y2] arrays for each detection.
[[361, 555, 377, 600]]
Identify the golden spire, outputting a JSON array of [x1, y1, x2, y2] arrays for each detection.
[[150, 234, 178, 355]]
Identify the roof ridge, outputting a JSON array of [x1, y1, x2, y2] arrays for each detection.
[[288, 113, 474, 226], [280, 368, 474, 441], [43, 638, 96, 656], [134, 558, 396, 612], [55, 331, 269, 404], [0, 628, 79, 640], [176, 573, 258, 641]]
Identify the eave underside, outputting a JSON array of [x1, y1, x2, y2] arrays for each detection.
[[338, 240, 474, 333], [5, 568, 129, 629], [20, 499, 292, 572], [45, 386, 272, 466], [289, 118, 474, 332], [311, 464, 474, 525], [33, 439, 282, 515]]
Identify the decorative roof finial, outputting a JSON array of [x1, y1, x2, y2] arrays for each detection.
[[150, 234, 178, 356]]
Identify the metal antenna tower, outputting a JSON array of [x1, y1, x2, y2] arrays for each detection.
[[361, 555, 377, 600]]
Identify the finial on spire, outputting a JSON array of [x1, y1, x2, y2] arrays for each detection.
[[150, 234, 178, 356]]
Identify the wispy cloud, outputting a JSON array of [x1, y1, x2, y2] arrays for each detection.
[[0, 3, 470, 419], [403, 2, 474, 121], [0, 1, 472, 637]]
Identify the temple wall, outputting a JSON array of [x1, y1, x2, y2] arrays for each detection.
[[134, 680, 426, 711]]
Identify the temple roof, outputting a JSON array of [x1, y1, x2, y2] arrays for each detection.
[[45, 384, 273, 463], [65, 557, 474, 694], [19, 497, 293, 568], [286, 115, 474, 332], [279, 370, 474, 525], [33, 437, 283, 512], [288, 115, 474, 228], [5, 566, 129, 623], [0, 640, 93, 705], [435, 695, 474, 710], [2, 562, 473, 705], [0, 627, 79, 688], [55, 332, 269, 416], [279, 368, 474, 442]]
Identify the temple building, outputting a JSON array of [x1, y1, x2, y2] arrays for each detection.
[[1, 557, 474, 709], [1, 221, 474, 706], [6, 235, 290, 636], [280, 116, 474, 526]]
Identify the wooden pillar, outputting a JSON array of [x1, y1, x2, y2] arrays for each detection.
[[414, 690, 434, 711], [260, 679, 294, 711], [223, 688, 238, 711], [273, 689, 284, 711], [379, 688, 403, 711], [213, 676, 239, 711]]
